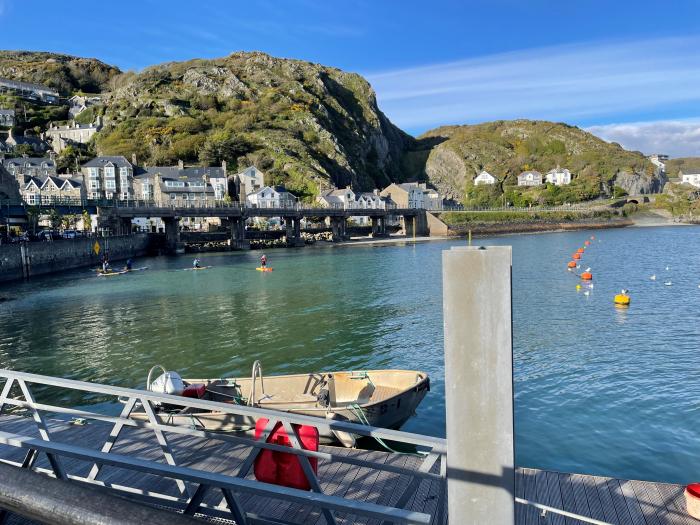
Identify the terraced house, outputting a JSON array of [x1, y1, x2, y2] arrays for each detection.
[[3, 157, 56, 186], [81, 156, 134, 200], [21, 175, 83, 205]]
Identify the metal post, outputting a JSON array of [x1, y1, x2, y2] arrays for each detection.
[[442, 245, 514, 525]]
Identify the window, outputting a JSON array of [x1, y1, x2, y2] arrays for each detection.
[[26, 193, 38, 205], [89, 168, 99, 179], [165, 181, 185, 188], [90, 181, 99, 189], [182, 194, 188, 200], [89, 192, 99, 199], [104, 167, 115, 178], [105, 180, 116, 190], [119, 167, 129, 178]]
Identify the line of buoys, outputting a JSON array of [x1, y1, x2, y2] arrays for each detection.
[[573, 253, 581, 260], [567, 261, 577, 269], [577, 247, 585, 254], [581, 271, 593, 281]]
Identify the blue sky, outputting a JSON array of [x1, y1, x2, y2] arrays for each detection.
[[2, 0, 700, 155]]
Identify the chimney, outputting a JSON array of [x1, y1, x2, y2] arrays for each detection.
[[178, 159, 184, 170], [131, 153, 137, 166], [373, 189, 379, 196]]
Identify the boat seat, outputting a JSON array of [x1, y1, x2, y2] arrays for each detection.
[[368, 385, 402, 402]]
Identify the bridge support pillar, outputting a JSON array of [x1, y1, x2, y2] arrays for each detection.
[[117, 217, 132, 236], [371, 216, 389, 238], [229, 217, 249, 250], [403, 211, 428, 237], [331, 217, 347, 242], [288, 217, 304, 247], [163, 217, 182, 254]]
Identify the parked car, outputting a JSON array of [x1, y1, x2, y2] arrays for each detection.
[[37, 230, 57, 241], [62, 230, 77, 239]]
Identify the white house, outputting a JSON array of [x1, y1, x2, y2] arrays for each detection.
[[649, 154, 669, 171], [680, 171, 700, 188], [517, 171, 543, 186], [246, 186, 298, 208], [474, 170, 497, 185], [546, 167, 572, 186], [236, 166, 265, 199], [317, 186, 356, 209]]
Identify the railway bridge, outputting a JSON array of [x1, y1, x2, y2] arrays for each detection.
[[0, 199, 429, 252]]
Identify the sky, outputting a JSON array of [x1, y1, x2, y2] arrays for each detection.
[[2, 0, 700, 156]]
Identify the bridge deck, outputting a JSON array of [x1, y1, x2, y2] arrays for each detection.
[[0, 415, 692, 525]]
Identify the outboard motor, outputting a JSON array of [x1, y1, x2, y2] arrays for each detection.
[[147, 365, 185, 398]]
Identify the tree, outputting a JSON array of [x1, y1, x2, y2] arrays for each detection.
[[198, 132, 252, 166], [25, 206, 40, 235], [61, 214, 77, 230], [82, 210, 92, 232], [48, 209, 62, 230]]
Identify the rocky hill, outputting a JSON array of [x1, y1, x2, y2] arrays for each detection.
[[411, 120, 660, 202], [94, 52, 413, 199], [1, 51, 668, 204], [0, 51, 120, 94]]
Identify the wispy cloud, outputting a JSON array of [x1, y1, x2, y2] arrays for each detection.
[[587, 119, 700, 158], [366, 37, 700, 132]]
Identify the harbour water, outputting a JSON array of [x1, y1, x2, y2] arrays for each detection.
[[1, 226, 700, 484]]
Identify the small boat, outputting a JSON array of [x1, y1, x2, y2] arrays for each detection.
[[256, 267, 273, 272], [132, 363, 430, 447], [184, 266, 212, 271], [97, 266, 148, 277]]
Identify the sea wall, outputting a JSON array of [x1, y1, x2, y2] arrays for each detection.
[[0, 234, 152, 283], [441, 218, 634, 237]]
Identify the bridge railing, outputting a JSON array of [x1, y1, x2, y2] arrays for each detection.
[[0, 369, 445, 525]]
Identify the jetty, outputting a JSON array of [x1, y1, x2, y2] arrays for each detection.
[[0, 246, 695, 524]]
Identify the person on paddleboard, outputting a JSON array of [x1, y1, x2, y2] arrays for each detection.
[[193, 258, 201, 269], [125, 259, 133, 271], [260, 254, 267, 268], [102, 257, 110, 273]]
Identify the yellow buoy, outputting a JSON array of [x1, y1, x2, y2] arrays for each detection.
[[576, 284, 582, 291], [614, 294, 630, 306]]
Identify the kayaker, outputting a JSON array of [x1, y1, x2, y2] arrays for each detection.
[[193, 258, 201, 269], [260, 254, 267, 268], [125, 259, 133, 271], [102, 258, 110, 273]]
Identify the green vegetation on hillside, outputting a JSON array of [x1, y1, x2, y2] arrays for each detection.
[[95, 52, 411, 200], [0, 51, 120, 94], [415, 120, 656, 205]]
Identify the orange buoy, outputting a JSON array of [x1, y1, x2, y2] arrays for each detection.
[[573, 253, 581, 260], [584, 241, 591, 246], [581, 272, 593, 281], [567, 261, 577, 268], [577, 248, 585, 253]]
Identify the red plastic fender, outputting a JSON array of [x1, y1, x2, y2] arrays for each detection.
[[254, 418, 319, 490]]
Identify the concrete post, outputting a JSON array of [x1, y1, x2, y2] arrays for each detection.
[[229, 217, 249, 250], [371, 216, 379, 237], [163, 217, 180, 254], [442, 245, 514, 525], [331, 217, 342, 242], [404, 215, 414, 237]]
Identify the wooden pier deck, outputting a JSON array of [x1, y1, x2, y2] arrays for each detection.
[[0, 414, 695, 525]]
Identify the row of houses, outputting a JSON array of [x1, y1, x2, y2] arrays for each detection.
[[474, 167, 573, 187]]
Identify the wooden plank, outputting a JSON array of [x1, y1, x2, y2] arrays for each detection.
[[617, 478, 650, 525], [523, 468, 541, 525], [580, 473, 607, 523], [607, 477, 636, 525], [543, 471, 565, 525], [592, 475, 624, 524], [535, 468, 549, 525], [628, 480, 663, 525], [569, 474, 594, 523], [557, 473, 580, 525]]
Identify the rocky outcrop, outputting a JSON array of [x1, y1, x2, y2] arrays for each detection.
[[614, 169, 667, 195]]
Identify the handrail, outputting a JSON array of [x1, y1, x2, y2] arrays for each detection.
[[0, 369, 444, 524]]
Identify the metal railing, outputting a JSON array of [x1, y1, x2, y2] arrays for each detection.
[[0, 370, 445, 525]]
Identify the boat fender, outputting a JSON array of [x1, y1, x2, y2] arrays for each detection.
[[326, 412, 356, 448], [149, 371, 185, 396]]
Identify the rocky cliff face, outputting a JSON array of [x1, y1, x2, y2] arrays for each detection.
[[96, 52, 413, 198], [614, 169, 667, 195]]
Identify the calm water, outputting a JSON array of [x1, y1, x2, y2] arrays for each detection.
[[1, 226, 700, 483]]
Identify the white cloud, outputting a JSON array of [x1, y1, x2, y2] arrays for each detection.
[[365, 37, 700, 132], [586, 120, 700, 158]]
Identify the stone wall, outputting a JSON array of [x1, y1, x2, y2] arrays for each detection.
[[0, 234, 152, 283]]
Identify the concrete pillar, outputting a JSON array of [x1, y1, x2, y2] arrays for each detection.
[[331, 217, 342, 242], [404, 215, 414, 237], [442, 246, 514, 525], [118, 217, 132, 236], [163, 217, 180, 254], [371, 216, 380, 237], [228, 217, 249, 250]]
